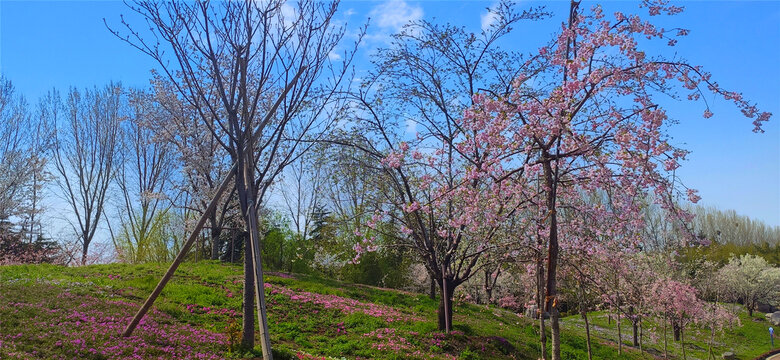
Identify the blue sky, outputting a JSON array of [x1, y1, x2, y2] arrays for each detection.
[[1, 0, 778, 228]]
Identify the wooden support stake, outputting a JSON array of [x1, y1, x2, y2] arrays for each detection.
[[122, 163, 236, 337], [246, 197, 273, 359], [442, 264, 450, 333], [121, 67, 306, 339]]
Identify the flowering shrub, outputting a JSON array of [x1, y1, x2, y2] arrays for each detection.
[[0, 232, 62, 265]]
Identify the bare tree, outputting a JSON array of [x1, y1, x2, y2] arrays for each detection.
[[0, 77, 34, 227], [51, 84, 122, 265], [109, 0, 359, 355], [114, 89, 177, 263], [21, 97, 56, 244], [279, 153, 323, 242]]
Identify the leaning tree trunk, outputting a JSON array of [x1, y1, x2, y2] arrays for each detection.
[[234, 141, 274, 359], [582, 311, 592, 360], [245, 186, 273, 359]]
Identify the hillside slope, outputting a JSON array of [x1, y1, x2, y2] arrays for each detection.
[[0, 262, 739, 359]]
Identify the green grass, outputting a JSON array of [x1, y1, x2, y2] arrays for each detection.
[[0, 262, 766, 359]]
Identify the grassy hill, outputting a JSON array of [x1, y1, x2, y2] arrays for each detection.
[[0, 262, 772, 359]]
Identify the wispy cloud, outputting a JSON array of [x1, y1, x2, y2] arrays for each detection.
[[480, 2, 500, 33], [369, 0, 423, 33]]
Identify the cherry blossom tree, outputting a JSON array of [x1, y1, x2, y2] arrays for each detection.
[[114, 89, 177, 263], [0, 78, 32, 226], [718, 254, 780, 317], [147, 78, 238, 261], [338, 1, 547, 332], [463, 1, 771, 357], [0, 77, 53, 243], [648, 278, 704, 360]]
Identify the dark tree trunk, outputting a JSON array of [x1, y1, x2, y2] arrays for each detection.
[[543, 159, 561, 360], [81, 242, 89, 266], [279, 240, 283, 270], [630, 306, 638, 347], [617, 306, 622, 355], [241, 231, 255, 349], [673, 321, 681, 342], [210, 212, 222, 260], [429, 276, 436, 300], [229, 230, 238, 263], [484, 267, 498, 304], [437, 277, 455, 332], [582, 310, 592, 360]]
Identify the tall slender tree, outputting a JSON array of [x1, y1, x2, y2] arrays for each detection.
[[51, 84, 123, 265], [110, 1, 358, 356]]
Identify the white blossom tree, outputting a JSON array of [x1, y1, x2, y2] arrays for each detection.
[[718, 254, 780, 316]]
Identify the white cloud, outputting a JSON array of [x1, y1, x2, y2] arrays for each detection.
[[328, 51, 342, 61], [370, 0, 423, 33], [480, 3, 500, 33], [280, 2, 297, 27], [405, 118, 417, 135]]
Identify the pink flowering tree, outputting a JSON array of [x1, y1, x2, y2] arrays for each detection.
[[648, 278, 704, 360], [463, 1, 771, 358], [342, 127, 528, 332], [338, 3, 548, 332], [553, 194, 658, 358], [592, 251, 656, 355]]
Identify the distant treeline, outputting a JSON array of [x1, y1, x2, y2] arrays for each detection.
[[688, 205, 779, 246], [680, 205, 780, 265]]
